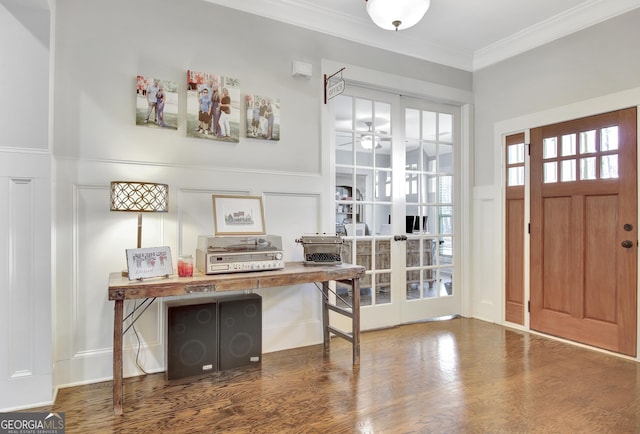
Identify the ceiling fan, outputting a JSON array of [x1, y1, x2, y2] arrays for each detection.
[[337, 121, 391, 149]]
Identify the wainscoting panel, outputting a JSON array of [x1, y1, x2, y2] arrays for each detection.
[[74, 185, 127, 355], [52, 157, 329, 389], [8, 179, 36, 376], [0, 152, 52, 410], [55, 182, 167, 386], [260, 192, 323, 352], [471, 186, 501, 323]]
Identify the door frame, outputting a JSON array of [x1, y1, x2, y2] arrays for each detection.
[[321, 59, 474, 327], [495, 87, 640, 360]]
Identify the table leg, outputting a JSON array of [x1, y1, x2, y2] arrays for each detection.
[[352, 277, 360, 365], [113, 299, 124, 415], [322, 282, 330, 352]]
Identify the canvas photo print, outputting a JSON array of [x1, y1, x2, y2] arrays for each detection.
[[187, 70, 240, 142], [136, 75, 178, 130], [245, 95, 280, 141]]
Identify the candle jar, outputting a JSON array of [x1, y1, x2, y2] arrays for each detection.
[[177, 255, 194, 277]]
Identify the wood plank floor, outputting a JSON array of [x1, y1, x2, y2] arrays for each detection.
[[28, 318, 640, 433]]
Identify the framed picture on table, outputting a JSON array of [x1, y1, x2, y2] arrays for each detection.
[[125, 246, 173, 280], [212, 195, 266, 235]]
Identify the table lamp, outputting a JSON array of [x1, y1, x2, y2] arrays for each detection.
[[110, 181, 169, 249]]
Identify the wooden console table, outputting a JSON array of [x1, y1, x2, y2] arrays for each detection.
[[108, 262, 365, 415]]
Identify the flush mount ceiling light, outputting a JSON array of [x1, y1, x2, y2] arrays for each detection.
[[365, 0, 431, 31]]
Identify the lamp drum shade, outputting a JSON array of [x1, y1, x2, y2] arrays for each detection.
[[110, 181, 169, 213]]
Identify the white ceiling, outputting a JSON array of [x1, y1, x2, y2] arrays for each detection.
[[204, 0, 640, 71]]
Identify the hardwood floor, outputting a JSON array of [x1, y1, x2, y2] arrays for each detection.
[[28, 318, 640, 433]]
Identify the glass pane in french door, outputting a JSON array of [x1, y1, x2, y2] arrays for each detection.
[[334, 93, 392, 308], [405, 108, 454, 300]]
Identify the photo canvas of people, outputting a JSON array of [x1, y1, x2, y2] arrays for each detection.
[[187, 70, 240, 142], [136, 76, 178, 130], [245, 95, 280, 141]]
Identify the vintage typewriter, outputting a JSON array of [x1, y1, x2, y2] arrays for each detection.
[[295, 234, 343, 265]]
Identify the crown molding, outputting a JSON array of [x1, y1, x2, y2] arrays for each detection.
[[203, 0, 473, 70], [204, 0, 640, 72], [474, 0, 640, 70]]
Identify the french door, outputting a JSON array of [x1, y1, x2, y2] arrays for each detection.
[[333, 86, 461, 330], [401, 96, 461, 323]]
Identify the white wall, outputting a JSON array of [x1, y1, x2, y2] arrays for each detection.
[[471, 9, 640, 323], [0, 0, 49, 151], [0, 0, 52, 410], [44, 0, 473, 404]]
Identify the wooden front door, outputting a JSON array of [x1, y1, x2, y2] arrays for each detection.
[[530, 107, 637, 356]]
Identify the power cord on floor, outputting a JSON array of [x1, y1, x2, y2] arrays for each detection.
[[125, 300, 150, 375]]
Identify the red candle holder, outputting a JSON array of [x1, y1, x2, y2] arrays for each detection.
[[177, 255, 193, 277]]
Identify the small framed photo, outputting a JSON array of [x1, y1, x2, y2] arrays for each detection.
[[136, 75, 178, 130], [212, 195, 266, 235], [125, 246, 173, 280], [186, 70, 240, 142], [245, 95, 280, 141]]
